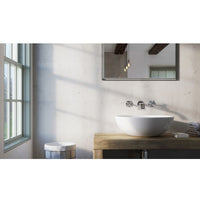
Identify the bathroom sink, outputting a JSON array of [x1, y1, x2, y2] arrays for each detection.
[[115, 115, 174, 137]]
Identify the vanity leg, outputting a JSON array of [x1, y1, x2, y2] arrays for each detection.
[[141, 149, 149, 159], [93, 150, 103, 159]]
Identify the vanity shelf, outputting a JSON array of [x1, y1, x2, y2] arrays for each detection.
[[93, 133, 200, 159]]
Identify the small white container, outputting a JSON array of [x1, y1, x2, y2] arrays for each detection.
[[44, 142, 76, 159]]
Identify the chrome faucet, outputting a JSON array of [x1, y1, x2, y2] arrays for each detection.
[[125, 100, 156, 109], [126, 100, 134, 107], [137, 101, 145, 109], [147, 100, 156, 107]]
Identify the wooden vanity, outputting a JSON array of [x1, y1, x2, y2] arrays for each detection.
[[93, 133, 200, 159]]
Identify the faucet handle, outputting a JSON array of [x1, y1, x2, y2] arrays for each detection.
[[137, 101, 145, 109], [126, 100, 134, 107], [148, 100, 156, 107]]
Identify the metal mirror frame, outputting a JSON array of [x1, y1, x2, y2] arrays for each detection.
[[102, 44, 179, 81]]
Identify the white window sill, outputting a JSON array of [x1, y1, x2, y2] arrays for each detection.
[[4, 137, 31, 153]]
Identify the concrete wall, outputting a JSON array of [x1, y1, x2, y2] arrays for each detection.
[[33, 44, 200, 159], [0, 44, 33, 159]]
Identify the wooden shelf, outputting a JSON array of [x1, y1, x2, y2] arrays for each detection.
[[93, 133, 200, 159]]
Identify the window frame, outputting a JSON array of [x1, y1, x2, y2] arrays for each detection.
[[3, 44, 32, 152]]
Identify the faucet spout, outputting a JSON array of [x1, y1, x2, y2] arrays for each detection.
[[137, 101, 145, 109]]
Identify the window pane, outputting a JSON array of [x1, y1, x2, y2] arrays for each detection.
[[167, 70, 176, 78], [17, 102, 22, 136], [5, 44, 12, 58], [17, 67, 22, 100], [158, 70, 167, 78], [10, 102, 16, 138], [151, 71, 158, 78], [4, 102, 10, 140], [10, 64, 16, 99], [12, 44, 18, 62], [4, 62, 9, 99]]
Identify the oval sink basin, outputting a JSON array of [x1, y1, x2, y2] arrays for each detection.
[[115, 115, 174, 137]]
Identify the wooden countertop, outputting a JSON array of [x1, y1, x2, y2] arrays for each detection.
[[94, 133, 200, 150]]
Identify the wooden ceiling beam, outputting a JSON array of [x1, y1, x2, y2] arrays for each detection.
[[148, 44, 169, 55], [115, 44, 128, 54]]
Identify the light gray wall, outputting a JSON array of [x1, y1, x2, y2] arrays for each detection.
[[0, 44, 33, 159], [34, 44, 200, 159]]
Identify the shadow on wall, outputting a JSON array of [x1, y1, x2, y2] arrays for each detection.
[[54, 74, 138, 98], [33, 44, 58, 158], [56, 109, 114, 127], [76, 147, 93, 159], [155, 104, 187, 120], [33, 44, 197, 159], [34, 44, 107, 159]]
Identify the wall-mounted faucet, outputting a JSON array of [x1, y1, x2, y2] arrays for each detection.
[[137, 101, 145, 109], [126, 100, 134, 107], [125, 100, 156, 109], [147, 100, 156, 107]]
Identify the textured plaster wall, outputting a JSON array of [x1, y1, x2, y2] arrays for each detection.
[[33, 44, 200, 158]]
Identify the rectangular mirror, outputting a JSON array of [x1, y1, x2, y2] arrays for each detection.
[[102, 43, 179, 81]]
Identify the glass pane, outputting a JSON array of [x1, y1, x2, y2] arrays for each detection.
[[151, 70, 158, 78], [17, 67, 22, 100], [10, 102, 16, 138], [4, 102, 10, 140], [167, 70, 176, 78], [10, 64, 16, 99], [5, 44, 12, 58], [158, 70, 167, 78], [17, 102, 22, 136], [4, 62, 9, 99], [12, 44, 18, 62]]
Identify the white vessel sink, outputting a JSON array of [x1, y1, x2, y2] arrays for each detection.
[[115, 115, 174, 137]]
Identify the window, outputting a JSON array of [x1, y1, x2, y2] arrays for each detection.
[[150, 66, 176, 79], [4, 44, 31, 151]]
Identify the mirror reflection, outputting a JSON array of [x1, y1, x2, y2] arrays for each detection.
[[103, 43, 178, 80]]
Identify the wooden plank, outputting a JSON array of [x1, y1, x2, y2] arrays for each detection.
[[103, 150, 142, 159], [114, 44, 128, 54], [70, 150, 76, 159], [93, 150, 103, 159], [94, 133, 200, 150], [148, 44, 169, 55]]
